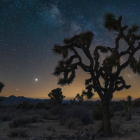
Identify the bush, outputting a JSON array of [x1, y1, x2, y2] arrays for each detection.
[[7, 129, 18, 137], [65, 117, 83, 129], [51, 106, 61, 116], [133, 100, 140, 107], [31, 116, 38, 123], [42, 112, 49, 119], [9, 116, 32, 128], [92, 105, 114, 120], [60, 105, 93, 126], [47, 126, 55, 132], [16, 100, 33, 109], [0, 113, 12, 121], [8, 128, 28, 137], [35, 102, 47, 109]]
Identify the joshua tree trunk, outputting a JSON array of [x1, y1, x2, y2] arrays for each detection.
[[126, 106, 131, 121], [102, 102, 114, 138]]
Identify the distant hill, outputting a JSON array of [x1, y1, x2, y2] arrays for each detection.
[[0, 95, 126, 105], [1, 95, 45, 105]]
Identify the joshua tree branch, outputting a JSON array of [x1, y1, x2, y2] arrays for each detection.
[[113, 76, 131, 92]]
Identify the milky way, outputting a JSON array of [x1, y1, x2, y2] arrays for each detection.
[[0, 0, 140, 101]]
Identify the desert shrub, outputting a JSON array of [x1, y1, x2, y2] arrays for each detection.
[[16, 100, 33, 109], [51, 107, 60, 115], [17, 128, 28, 137], [9, 116, 32, 128], [92, 105, 114, 120], [112, 102, 124, 111], [60, 105, 93, 126], [133, 100, 140, 107], [111, 121, 121, 134], [45, 106, 50, 110], [35, 102, 47, 109], [8, 128, 28, 137], [120, 110, 126, 117], [42, 112, 49, 119], [62, 103, 68, 107], [7, 129, 18, 137], [30, 104, 34, 109], [31, 116, 38, 123], [0, 113, 12, 121], [47, 126, 55, 132], [65, 117, 83, 129]]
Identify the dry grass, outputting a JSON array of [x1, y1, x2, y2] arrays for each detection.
[[7, 128, 28, 137], [0, 105, 140, 140]]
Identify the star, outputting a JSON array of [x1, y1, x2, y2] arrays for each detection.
[[35, 78, 38, 82]]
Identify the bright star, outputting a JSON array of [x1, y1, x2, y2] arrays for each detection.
[[35, 78, 38, 81]]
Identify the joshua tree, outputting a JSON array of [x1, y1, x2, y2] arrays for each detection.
[[75, 92, 84, 105], [82, 89, 94, 101], [52, 13, 140, 138], [125, 95, 132, 120], [0, 82, 4, 107], [48, 88, 65, 105], [69, 98, 75, 104]]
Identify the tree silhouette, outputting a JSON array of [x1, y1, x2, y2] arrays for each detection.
[[48, 88, 65, 105], [125, 95, 132, 120], [75, 92, 84, 105], [0, 82, 4, 107], [52, 13, 140, 138], [82, 89, 94, 100]]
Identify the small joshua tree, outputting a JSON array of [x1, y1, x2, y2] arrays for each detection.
[[48, 88, 65, 105], [52, 13, 140, 138], [75, 93, 84, 105], [125, 95, 132, 121], [69, 98, 75, 104]]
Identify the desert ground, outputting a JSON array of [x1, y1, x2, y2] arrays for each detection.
[[0, 101, 140, 140]]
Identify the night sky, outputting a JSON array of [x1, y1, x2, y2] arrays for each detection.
[[0, 0, 140, 101]]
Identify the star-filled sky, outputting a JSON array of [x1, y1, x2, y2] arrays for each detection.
[[0, 0, 140, 101]]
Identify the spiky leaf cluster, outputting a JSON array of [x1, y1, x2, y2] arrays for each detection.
[[128, 24, 139, 34], [79, 31, 94, 47], [99, 46, 108, 53], [0, 82, 4, 93], [82, 90, 94, 99], [104, 54, 120, 67], [53, 66, 62, 76], [104, 13, 118, 31], [62, 48, 68, 58], [52, 44, 63, 54], [63, 35, 79, 44], [58, 78, 68, 86], [52, 44, 69, 59], [129, 57, 140, 75], [75, 93, 84, 104]]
